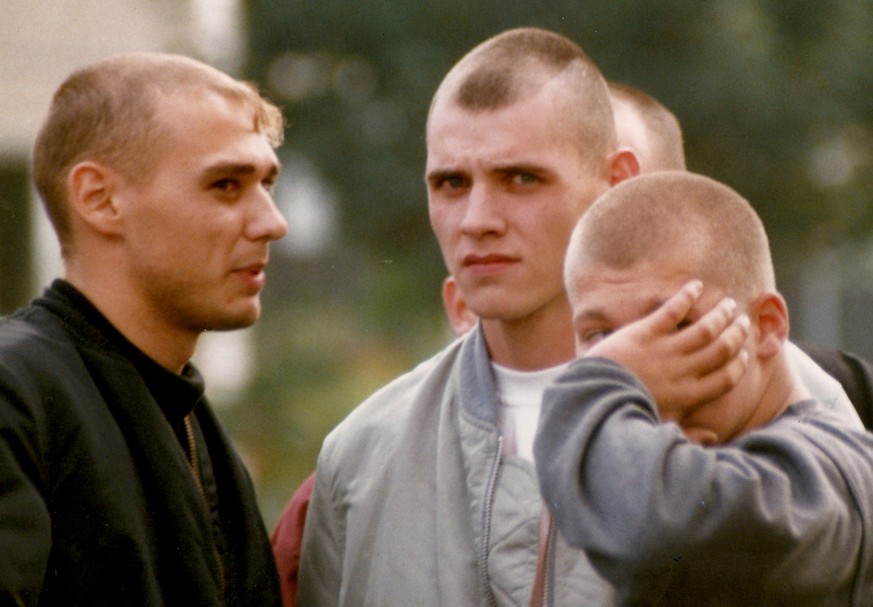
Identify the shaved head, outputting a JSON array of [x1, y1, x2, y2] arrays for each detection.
[[566, 171, 774, 305], [428, 27, 617, 169], [608, 81, 685, 172]]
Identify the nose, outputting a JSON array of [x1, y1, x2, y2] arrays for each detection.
[[246, 190, 289, 242], [460, 182, 505, 237]]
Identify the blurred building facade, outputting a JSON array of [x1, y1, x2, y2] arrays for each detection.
[[0, 0, 244, 311], [0, 0, 253, 402]]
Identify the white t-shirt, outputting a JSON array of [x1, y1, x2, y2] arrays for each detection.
[[492, 361, 570, 462]]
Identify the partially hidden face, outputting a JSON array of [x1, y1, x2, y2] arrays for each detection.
[[426, 84, 610, 325], [569, 257, 761, 444], [115, 90, 288, 337]]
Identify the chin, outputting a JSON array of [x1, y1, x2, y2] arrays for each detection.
[[201, 303, 262, 332]]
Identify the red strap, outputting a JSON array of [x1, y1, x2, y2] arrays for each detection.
[[529, 507, 553, 607]]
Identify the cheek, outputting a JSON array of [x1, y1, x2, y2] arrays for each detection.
[[429, 207, 460, 245], [535, 212, 578, 260]]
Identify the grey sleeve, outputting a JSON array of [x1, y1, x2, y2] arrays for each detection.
[[533, 357, 862, 603], [297, 446, 343, 607]]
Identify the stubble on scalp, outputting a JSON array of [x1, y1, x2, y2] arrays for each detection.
[[427, 27, 617, 171]]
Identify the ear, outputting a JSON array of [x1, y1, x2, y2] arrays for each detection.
[[748, 291, 789, 359], [607, 148, 640, 186], [441, 275, 478, 336], [67, 161, 123, 236]]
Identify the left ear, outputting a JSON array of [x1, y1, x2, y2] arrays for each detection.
[[67, 160, 124, 237], [607, 148, 640, 186], [441, 275, 478, 337], [748, 291, 789, 359]]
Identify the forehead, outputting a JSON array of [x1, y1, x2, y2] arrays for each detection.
[[426, 88, 581, 166], [573, 259, 693, 297], [150, 91, 277, 169], [570, 257, 708, 320]]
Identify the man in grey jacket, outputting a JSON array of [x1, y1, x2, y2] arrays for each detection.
[[297, 28, 864, 607], [535, 171, 873, 605]]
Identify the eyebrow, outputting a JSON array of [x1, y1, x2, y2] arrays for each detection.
[[492, 162, 547, 175], [425, 168, 464, 184], [573, 297, 668, 328], [201, 160, 280, 182], [425, 162, 548, 183]]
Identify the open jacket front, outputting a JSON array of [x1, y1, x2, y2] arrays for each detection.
[[0, 282, 280, 606], [298, 326, 615, 607]]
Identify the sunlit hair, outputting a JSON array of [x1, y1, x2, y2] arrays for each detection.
[[608, 81, 686, 172], [427, 27, 616, 169], [31, 52, 284, 256], [565, 171, 774, 304]]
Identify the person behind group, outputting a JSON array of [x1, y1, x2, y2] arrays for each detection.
[[606, 80, 873, 426], [0, 53, 288, 605], [608, 80, 685, 172], [535, 171, 873, 605]]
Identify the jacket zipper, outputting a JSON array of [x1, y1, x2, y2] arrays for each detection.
[[543, 518, 555, 606], [481, 435, 502, 607], [184, 414, 226, 594]]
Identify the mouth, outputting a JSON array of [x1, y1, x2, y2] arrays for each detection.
[[462, 253, 518, 274], [233, 261, 268, 290]]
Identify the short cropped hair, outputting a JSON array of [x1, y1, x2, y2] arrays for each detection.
[[565, 171, 774, 304], [31, 52, 284, 254], [428, 28, 616, 169], [608, 81, 686, 172]]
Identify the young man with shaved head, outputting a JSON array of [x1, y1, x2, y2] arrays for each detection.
[[536, 171, 873, 604], [0, 53, 287, 605], [295, 28, 864, 606], [298, 27, 637, 606]]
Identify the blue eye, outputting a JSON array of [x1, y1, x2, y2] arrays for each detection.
[[512, 172, 537, 185], [445, 175, 466, 189]]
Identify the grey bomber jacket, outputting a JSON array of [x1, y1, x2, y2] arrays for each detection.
[[297, 326, 614, 606]]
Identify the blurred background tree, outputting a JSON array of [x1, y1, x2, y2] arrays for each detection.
[[6, 0, 865, 532], [224, 0, 873, 525]]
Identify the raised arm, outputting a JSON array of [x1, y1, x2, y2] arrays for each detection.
[[534, 358, 867, 603]]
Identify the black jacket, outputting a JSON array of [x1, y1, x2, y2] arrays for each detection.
[[0, 281, 281, 606]]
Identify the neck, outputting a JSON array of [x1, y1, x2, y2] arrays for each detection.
[[64, 263, 197, 374], [481, 298, 575, 371], [747, 354, 808, 433]]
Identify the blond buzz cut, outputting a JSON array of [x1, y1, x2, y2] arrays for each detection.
[[32, 52, 284, 257], [565, 171, 775, 305], [608, 81, 686, 172]]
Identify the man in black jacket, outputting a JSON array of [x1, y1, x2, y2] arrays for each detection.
[[1, 53, 287, 605]]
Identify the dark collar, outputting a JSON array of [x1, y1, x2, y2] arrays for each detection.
[[35, 279, 205, 424]]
